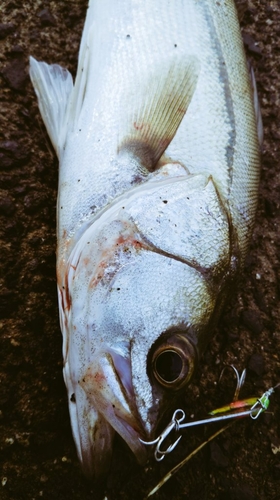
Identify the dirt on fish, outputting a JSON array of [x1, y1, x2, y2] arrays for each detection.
[[0, 1, 279, 499]]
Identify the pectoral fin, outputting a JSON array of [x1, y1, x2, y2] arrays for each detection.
[[119, 56, 200, 171]]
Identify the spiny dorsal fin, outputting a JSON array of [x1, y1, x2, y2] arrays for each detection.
[[118, 55, 200, 171], [29, 56, 73, 158]]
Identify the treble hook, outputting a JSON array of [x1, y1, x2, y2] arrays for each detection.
[[139, 409, 185, 461], [219, 364, 247, 401]]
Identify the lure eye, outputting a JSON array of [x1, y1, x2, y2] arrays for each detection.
[[151, 334, 196, 389]]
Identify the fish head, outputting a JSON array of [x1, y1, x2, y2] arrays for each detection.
[[60, 173, 237, 477]]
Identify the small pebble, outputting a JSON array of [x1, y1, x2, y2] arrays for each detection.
[[241, 309, 263, 335], [5, 437, 14, 446], [24, 192, 46, 213], [229, 483, 256, 500], [0, 23, 15, 39], [248, 353, 264, 377], [242, 32, 262, 55], [1, 57, 28, 91], [38, 8, 56, 26], [270, 436, 280, 455], [0, 195, 16, 215], [0, 140, 29, 170]]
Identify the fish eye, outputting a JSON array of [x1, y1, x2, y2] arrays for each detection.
[[154, 349, 183, 383], [151, 334, 196, 389]]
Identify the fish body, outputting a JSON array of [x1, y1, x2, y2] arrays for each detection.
[[30, 0, 261, 479]]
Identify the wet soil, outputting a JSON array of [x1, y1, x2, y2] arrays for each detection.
[[0, 1, 280, 499]]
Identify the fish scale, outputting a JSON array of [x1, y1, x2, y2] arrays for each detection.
[[30, 0, 261, 482]]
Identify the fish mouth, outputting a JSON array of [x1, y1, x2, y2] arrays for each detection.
[[79, 345, 148, 464]]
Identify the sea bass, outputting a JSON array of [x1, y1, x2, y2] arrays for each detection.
[[30, 0, 261, 479]]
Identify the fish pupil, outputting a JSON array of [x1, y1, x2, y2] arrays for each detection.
[[155, 350, 183, 383]]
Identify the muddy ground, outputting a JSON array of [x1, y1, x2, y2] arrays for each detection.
[[0, 1, 280, 499]]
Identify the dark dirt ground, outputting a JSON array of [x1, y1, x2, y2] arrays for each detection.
[[0, 1, 280, 499]]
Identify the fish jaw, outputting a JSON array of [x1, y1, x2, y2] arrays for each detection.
[[79, 347, 148, 463], [63, 342, 147, 477], [66, 377, 115, 479]]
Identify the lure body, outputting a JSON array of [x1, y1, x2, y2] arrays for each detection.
[[30, 0, 261, 478]]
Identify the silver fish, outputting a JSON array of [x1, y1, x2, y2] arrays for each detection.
[[30, 0, 261, 480]]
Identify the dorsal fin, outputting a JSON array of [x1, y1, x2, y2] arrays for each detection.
[[118, 56, 200, 171], [29, 56, 73, 158]]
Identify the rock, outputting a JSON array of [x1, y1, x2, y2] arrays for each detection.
[[210, 442, 229, 468], [0, 192, 16, 215], [229, 484, 257, 500], [9, 44, 24, 56], [3, 219, 22, 238], [248, 353, 264, 377], [37, 8, 56, 26], [269, 435, 280, 455], [15, 432, 30, 447], [242, 32, 263, 55], [0, 23, 15, 39], [0, 288, 15, 319], [23, 192, 46, 213], [241, 309, 263, 335], [1, 57, 28, 91], [0, 141, 30, 170], [253, 288, 269, 314], [235, 0, 248, 22], [264, 197, 276, 218]]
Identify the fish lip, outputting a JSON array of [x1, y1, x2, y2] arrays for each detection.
[[79, 346, 148, 462]]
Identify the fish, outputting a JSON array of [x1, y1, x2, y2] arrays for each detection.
[[29, 0, 262, 481]]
